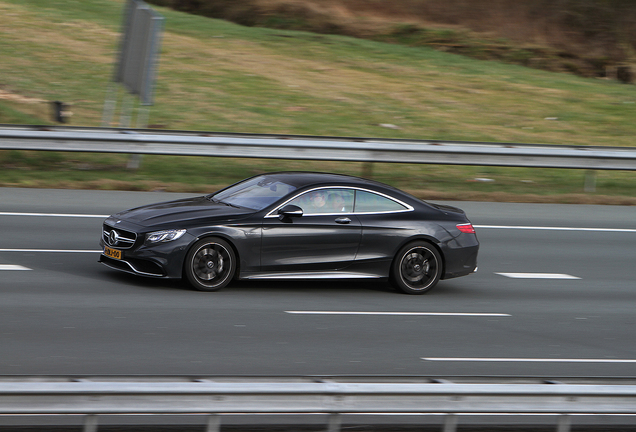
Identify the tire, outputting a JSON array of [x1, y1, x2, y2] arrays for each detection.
[[391, 241, 442, 294], [184, 237, 236, 291]]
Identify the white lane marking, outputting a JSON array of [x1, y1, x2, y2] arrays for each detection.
[[285, 311, 511, 317], [475, 225, 636, 233], [0, 212, 108, 218], [496, 273, 580, 279], [423, 357, 636, 363], [0, 249, 101, 253], [0, 265, 32, 271], [0, 212, 633, 233]]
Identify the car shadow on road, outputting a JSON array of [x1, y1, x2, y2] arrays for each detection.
[[230, 278, 395, 294], [98, 269, 397, 295], [95, 268, 191, 292], [97, 267, 481, 297]]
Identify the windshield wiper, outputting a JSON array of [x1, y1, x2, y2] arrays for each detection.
[[221, 201, 243, 209], [210, 197, 242, 208]]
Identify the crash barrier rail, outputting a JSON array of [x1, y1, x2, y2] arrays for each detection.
[[1, 124, 636, 171], [2, 376, 636, 432]]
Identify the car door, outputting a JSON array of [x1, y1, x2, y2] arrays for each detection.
[[350, 189, 416, 263], [260, 188, 361, 272]]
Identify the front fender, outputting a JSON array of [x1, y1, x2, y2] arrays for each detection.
[[186, 225, 262, 276]]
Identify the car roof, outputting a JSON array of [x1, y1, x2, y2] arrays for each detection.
[[263, 171, 395, 190]]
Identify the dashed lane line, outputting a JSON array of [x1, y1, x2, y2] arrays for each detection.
[[475, 225, 636, 233], [0, 264, 32, 271], [0, 249, 101, 253], [422, 357, 636, 363], [496, 273, 581, 280], [285, 311, 511, 317], [0, 212, 108, 218]]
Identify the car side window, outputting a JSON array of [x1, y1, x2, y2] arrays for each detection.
[[354, 190, 408, 213], [286, 188, 355, 215]]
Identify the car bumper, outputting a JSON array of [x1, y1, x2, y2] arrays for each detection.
[[441, 241, 479, 280], [99, 234, 194, 279]]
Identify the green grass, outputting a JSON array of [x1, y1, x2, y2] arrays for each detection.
[[0, 0, 635, 203]]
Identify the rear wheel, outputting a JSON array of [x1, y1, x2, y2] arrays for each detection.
[[184, 237, 236, 291], [391, 241, 442, 294]]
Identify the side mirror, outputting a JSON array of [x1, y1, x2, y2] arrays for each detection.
[[278, 205, 303, 220]]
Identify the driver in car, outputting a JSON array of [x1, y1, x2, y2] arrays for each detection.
[[308, 190, 328, 212]]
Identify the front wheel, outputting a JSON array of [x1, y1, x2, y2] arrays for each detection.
[[184, 237, 236, 291], [391, 241, 442, 294]]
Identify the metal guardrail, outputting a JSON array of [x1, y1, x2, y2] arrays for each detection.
[[2, 376, 636, 432], [1, 125, 636, 170], [2, 127, 634, 430]]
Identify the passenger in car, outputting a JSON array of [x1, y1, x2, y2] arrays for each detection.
[[328, 193, 347, 212]]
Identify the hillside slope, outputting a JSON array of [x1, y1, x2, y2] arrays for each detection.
[[0, 0, 635, 202], [148, 0, 636, 80]]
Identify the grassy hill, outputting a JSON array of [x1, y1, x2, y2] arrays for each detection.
[[0, 0, 635, 203], [148, 0, 636, 80]]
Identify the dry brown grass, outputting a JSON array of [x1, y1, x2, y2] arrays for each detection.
[[149, 0, 636, 79], [262, 0, 636, 54]]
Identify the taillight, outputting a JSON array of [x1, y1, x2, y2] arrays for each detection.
[[456, 223, 475, 234]]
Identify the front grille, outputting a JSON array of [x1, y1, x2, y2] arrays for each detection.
[[103, 224, 137, 249]]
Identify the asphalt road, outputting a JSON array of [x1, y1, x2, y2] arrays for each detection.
[[1, 187, 635, 378]]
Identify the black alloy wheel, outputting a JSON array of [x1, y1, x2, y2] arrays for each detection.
[[184, 237, 236, 291], [391, 241, 442, 294]]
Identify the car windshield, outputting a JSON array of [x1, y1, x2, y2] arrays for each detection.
[[210, 176, 297, 211]]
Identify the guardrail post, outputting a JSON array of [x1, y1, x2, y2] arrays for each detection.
[[102, 82, 118, 127], [84, 414, 98, 432], [584, 170, 597, 192], [362, 162, 374, 179], [206, 414, 221, 432], [557, 414, 571, 432], [443, 413, 458, 432], [327, 412, 341, 432]]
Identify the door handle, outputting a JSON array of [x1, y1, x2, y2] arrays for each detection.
[[335, 217, 351, 224]]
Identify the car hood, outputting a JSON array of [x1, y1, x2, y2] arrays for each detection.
[[112, 196, 254, 227]]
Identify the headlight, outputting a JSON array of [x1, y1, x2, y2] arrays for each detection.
[[146, 229, 186, 243]]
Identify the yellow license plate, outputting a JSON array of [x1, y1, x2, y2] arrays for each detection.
[[104, 246, 122, 260]]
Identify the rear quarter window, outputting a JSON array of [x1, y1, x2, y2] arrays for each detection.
[[354, 190, 409, 213]]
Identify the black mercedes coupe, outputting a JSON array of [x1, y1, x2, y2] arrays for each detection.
[[100, 172, 478, 294]]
